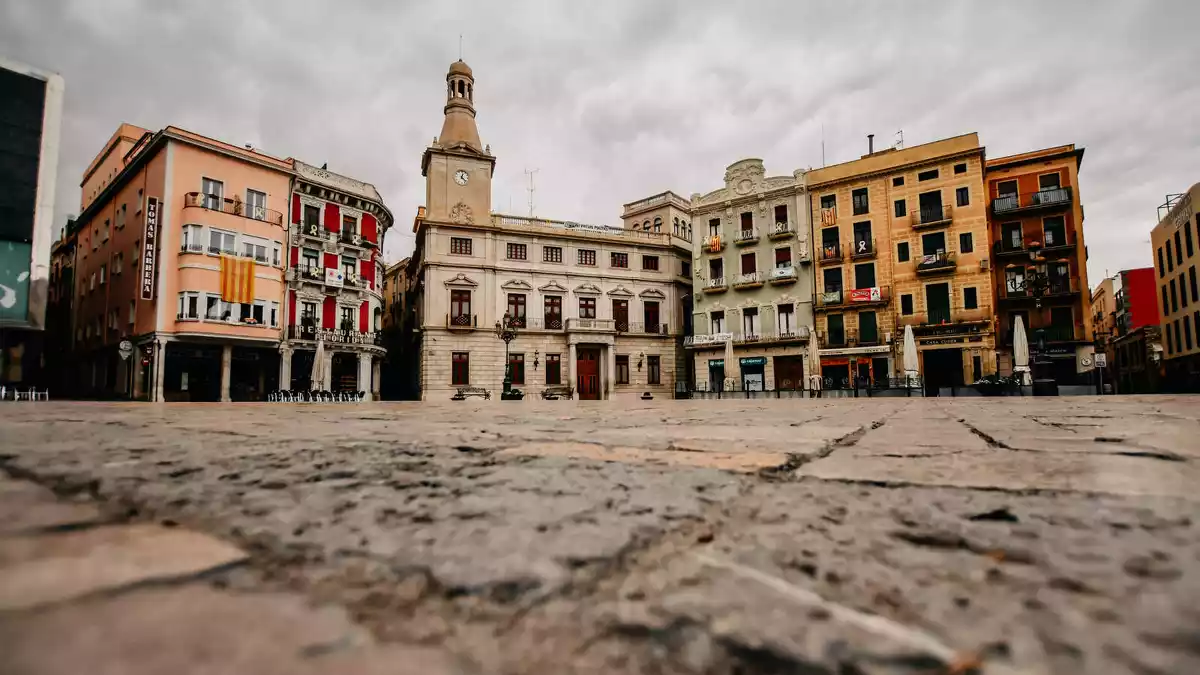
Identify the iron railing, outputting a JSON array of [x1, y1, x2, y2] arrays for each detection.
[[734, 271, 765, 287], [183, 192, 283, 225], [912, 203, 953, 228], [734, 228, 760, 244], [819, 243, 842, 263], [916, 251, 956, 273], [447, 313, 477, 328], [992, 187, 1073, 214], [567, 318, 615, 331], [850, 237, 876, 259]]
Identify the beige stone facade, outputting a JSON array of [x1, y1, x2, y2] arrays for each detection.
[[409, 61, 687, 401], [807, 134, 996, 392], [1150, 183, 1200, 389], [683, 160, 815, 392]]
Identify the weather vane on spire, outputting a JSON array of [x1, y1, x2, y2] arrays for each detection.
[[459, 34, 463, 61]]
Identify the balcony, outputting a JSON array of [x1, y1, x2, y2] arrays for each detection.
[[734, 228, 760, 246], [768, 265, 798, 284], [525, 317, 564, 331], [818, 243, 843, 265], [703, 235, 725, 253], [816, 286, 891, 310], [183, 192, 284, 226], [180, 242, 206, 254], [992, 187, 1073, 216], [287, 323, 382, 346], [1001, 325, 1080, 345], [733, 271, 765, 289], [338, 229, 369, 249], [915, 252, 957, 275], [817, 330, 851, 349], [447, 313, 477, 330], [694, 326, 812, 348], [911, 203, 953, 229], [993, 240, 1028, 259], [999, 279, 1078, 303], [628, 322, 669, 335], [849, 238, 876, 260], [897, 305, 992, 332], [768, 222, 796, 240], [818, 289, 843, 308], [567, 318, 616, 332], [703, 276, 728, 294]]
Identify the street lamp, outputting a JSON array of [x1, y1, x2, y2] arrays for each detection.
[[1008, 245, 1056, 395], [494, 311, 522, 400]]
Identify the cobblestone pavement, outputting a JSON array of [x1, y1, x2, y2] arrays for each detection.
[[2, 396, 1199, 674]]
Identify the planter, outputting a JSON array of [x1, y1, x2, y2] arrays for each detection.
[[501, 389, 524, 401]]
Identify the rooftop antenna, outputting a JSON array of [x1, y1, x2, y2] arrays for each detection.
[[895, 129, 905, 150], [821, 123, 826, 167], [524, 168, 539, 218], [458, 34, 462, 60]]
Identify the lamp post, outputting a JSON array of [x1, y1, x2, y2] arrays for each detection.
[[494, 311, 521, 400], [1009, 245, 1056, 396]]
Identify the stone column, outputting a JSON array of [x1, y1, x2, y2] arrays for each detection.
[[371, 358, 381, 399], [357, 352, 372, 400], [568, 343, 577, 398], [133, 351, 146, 400], [152, 340, 167, 403], [279, 347, 292, 390], [606, 344, 616, 400], [219, 344, 233, 402]]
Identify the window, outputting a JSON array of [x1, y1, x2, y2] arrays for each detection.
[[611, 252, 628, 268], [341, 256, 356, 280], [1159, 247, 1166, 277], [956, 186, 970, 207], [240, 301, 267, 326], [1038, 172, 1061, 190], [740, 212, 754, 232], [1187, 224, 1195, 258], [708, 218, 720, 237], [642, 255, 659, 271], [544, 245, 562, 263], [613, 299, 629, 330], [776, 303, 795, 335], [545, 354, 561, 385], [506, 293, 527, 326], [894, 199, 906, 217], [774, 204, 788, 224], [740, 252, 756, 275], [652, 217, 662, 233], [301, 301, 318, 326], [450, 289, 471, 323], [892, 176, 904, 187], [851, 188, 868, 215], [820, 194, 837, 211], [711, 311, 725, 334], [827, 313, 845, 343], [954, 163, 967, 175], [1162, 286, 1170, 314], [964, 287, 978, 310], [450, 237, 472, 255], [209, 229, 235, 254], [178, 291, 200, 319], [544, 295, 562, 328], [854, 263, 876, 289], [742, 307, 760, 337], [823, 267, 842, 294], [244, 239, 270, 264], [1168, 240, 1175, 271], [1186, 318, 1194, 351], [202, 177, 224, 210], [1176, 230, 1184, 265], [116, 203, 127, 229], [709, 257, 724, 282], [1170, 278, 1179, 313], [246, 189, 267, 220], [303, 204, 321, 230], [918, 169, 939, 182], [340, 306, 355, 331], [302, 248, 319, 270], [775, 247, 792, 268], [270, 302, 279, 327], [272, 243, 281, 267], [616, 355, 630, 384], [644, 301, 660, 331], [181, 224, 203, 252], [509, 353, 525, 385], [646, 355, 661, 385], [1191, 266, 1198, 303], [682, 261, 691, 277], [859, 311, 878, 343], [506, 243, 527, 260], [1166, 324, 1173, 354], [1182, 273, 1190, 309], [452, 352, 470, 385], [896, 241, 910, 263], [901, 295, 913, 316], [959, 232, 974, 254], [579, 296, 596, 318], [1175, 320, 1183, 353], [99, 264, 106, 285], [578, 249, 596, 266]]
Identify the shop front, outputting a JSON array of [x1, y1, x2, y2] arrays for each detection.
[[739, 356, 766, 391]]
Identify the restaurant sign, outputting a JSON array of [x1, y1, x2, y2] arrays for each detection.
[[848, 287, 881, 303], [140, 197, 159, 300]]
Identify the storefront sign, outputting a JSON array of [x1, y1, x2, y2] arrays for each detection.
[[325, 267, 344, 287], [818, 345, 891, 356], [708, 359, 724, 367], [689, 332, 732, 346], [922, 338, 965, 346], [140, 197, 159, 300], [848, 287, 881, 303], [739, 356, 767, 367]]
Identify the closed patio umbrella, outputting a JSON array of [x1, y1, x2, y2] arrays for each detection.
[[723, 333, 739, 391], [903, 324, 919, 387], [1013, 315, 1030, 385], [310, 340, 326, 390]]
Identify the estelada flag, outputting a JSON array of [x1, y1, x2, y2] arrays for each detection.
[[220, 255, 255, 304]]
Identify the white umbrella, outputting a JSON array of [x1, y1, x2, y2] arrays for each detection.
[[902, 324, 919, 387], [310, 340, 326, 390], [1013, 315, 1030, 385], [723, 333, 740, 392]]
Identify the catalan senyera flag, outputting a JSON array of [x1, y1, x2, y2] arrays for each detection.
[[219, 255, 255, 304]]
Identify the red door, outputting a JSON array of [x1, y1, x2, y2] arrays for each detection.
[[577, 348, 600, 400]]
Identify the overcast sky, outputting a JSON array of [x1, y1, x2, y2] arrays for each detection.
[[4, 0, 1198, 284]]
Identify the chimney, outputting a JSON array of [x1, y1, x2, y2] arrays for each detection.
[[868, 134, 875, 154]]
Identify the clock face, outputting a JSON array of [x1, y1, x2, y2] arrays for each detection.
[[454, 170, 469, 186]]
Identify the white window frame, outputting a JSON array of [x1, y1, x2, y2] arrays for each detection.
[[778, 305, 794, 334], [302, 248, 320, 271], [269, 301, 279, 328], [711, 312, 725, 334], [272, 243, 282, 267], [241, 235, 269, 263], [178, 291, 201, 320], [742, 308, 760, 337], [245, 189, 268, 221], [202, 177, 224, 210], [300, 301, 318, 326], [208, 228, 236, 255], [181, 224, 204, 252]]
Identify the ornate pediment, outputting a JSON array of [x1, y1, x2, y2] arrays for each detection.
[[573, 282, 602, 296], [607, 285, 634, 298], [444, 272, 479, 288], [501, 279, 533, 291], [638, 288, 666, 299], [538, 281, 568, 293]]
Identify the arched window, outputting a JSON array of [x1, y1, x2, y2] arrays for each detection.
[[653, 217, 662, 233], [467, 83, 472, 101], [457, 80, 465, 97], [673, 217, 679, 236], [643, 220, 650, 231]]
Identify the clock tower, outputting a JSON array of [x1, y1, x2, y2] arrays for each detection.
[[421, 60, 495, 226]]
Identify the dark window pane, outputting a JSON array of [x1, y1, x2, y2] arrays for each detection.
[[896, 242, 909, 262]]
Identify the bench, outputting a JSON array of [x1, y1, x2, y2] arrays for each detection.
[[540, 385, 574, 400], [451, 386, 491, 400]]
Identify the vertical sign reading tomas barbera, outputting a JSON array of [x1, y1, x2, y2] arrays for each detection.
[[140, 197, 159, 300]]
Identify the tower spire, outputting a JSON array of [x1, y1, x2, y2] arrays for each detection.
[[438, 59, 482, 153]]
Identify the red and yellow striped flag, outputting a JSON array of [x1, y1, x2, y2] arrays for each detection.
[[220, 255, 255, 304]]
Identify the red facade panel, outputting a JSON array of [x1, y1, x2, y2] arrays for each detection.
[[290, 245, 299, 267], [323, 252, 338, 269], [288, 290, 296, 326], [292, 194, 301, 224], [1124, 267, 1160, 331], [361, 213, 377, 243], [359, 301, 369, 332], [322, 296, 335, 328], [360, 259, 373, 289], [324, 203, 340, 232]]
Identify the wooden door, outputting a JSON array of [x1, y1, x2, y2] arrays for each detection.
[[577, 348, 600, 400]]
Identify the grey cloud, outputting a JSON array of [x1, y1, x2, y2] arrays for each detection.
[[3, 0, 1199, 281]]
